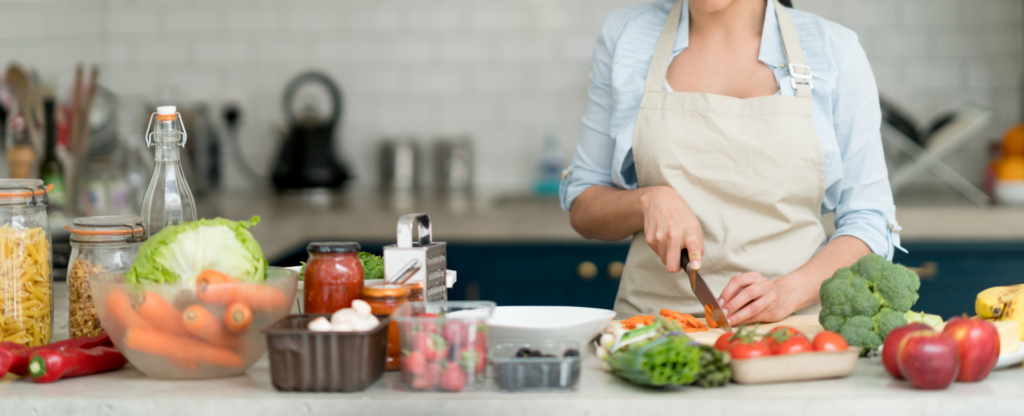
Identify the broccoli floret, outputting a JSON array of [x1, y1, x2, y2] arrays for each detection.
[[871, 307, 907, 339], [874, 264, 920, 312], [819, 268, 880, 319], [839, 316, 882, 352], [820, 311, 846, 332], [851, 253, 889, 284]]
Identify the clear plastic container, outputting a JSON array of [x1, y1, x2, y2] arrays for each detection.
[[0, 179, 52, 347], [66, 215, 146, 338], [393, 301, 495, 391], [490, 340, 582, 391]]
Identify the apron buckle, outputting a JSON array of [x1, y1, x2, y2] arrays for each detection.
[[788, 63, 813, 90]]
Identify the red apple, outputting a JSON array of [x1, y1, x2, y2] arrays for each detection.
[[882, 323, 931, 379], [897, 330, 960, 390], [943, 317, 1000, 382]]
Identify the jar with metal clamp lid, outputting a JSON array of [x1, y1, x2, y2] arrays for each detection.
[[0, 179, 53, 346], [66, 215, 146, 338]]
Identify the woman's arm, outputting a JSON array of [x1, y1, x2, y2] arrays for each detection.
[[717, 236, 870, 324], [572, 185, 706, 273]]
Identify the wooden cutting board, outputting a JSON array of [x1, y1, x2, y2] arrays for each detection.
[[605, 314, 825, 346]]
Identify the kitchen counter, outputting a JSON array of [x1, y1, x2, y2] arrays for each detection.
[[195, 190, 1024, 260], [9, 283, 1024, 415]]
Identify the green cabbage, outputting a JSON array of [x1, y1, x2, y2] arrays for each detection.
[[126, 217, 267, 285]]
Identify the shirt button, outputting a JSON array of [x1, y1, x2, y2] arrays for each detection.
[[780, 63, 786, 68]]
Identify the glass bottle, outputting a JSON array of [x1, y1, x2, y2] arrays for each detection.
[[40, 97, 66, 212], [141, 106, 196, 237]]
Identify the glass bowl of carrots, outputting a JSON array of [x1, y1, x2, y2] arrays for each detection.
[[89, 267, 298, 379]]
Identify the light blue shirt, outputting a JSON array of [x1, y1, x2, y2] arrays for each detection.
[[560, 0, 904, 259]]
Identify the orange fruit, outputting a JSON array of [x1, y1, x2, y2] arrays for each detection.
[[996, 155, 1024, 180], [1003, 124, 1024, 155]]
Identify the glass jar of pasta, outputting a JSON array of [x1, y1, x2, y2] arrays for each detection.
[[0, 179, 53, 347], [66, 216, 145, 338]]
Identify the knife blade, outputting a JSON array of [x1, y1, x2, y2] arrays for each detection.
[[681, 249, 731, 332]]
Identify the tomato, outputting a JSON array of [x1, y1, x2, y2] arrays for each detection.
[[763, 326, 807, 354], [714, 332, 740, 351], [774, 336, 813, 355], [812, 331, 849, 352], [728, 341, 771, 359]]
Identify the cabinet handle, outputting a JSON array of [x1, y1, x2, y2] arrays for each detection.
[[607, 261, 624, 279], [907, 262, 938, 281], [577, 261, 598, 280]]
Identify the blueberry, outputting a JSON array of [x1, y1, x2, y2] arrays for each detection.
[[563, 349, 580, 358]]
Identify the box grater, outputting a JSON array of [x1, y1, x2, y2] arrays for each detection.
[[383, 213, 447, 301]]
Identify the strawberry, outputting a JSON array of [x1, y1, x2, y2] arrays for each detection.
[[458, 344, 487, 375], [440, 361, 467, 392], [442, 320, 471, 345], [411, 362, 441, 390], [412, 332, 449, 361], [418, 313, 440, 333], [402, 350, 427, 376]]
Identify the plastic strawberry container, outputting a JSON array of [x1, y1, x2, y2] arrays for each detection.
[[392, 301, 496, 392]]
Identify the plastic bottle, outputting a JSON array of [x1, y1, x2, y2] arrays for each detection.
[[140, 106, 196, 237]]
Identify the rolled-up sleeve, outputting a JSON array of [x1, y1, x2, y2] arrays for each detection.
[[559, 14, 621, 211], [828, 33, 903, 259]]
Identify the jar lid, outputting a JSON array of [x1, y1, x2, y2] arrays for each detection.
[[0, 179, 51, 205], [405, 281, 425, 290], [67, 215, 146, 242], [361, 283, 410, 298], [307, 241, 360, 253]]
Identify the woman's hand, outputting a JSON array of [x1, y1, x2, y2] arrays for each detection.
[[718, 272, 794, 325], [640, 186, 704, 273]]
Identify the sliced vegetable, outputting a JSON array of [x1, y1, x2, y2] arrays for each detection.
[[125, 326, 244, 368], [704, 305, 719, 328], [126, 217, 267, 285], [27, 346, 127, 383]]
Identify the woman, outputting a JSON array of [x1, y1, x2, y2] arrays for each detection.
[[561, 0, 903, 324]]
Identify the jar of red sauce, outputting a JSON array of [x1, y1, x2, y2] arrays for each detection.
[[361, 283, 410, 371], [405, 281, 424, 302], [304, 242, 364, 314]]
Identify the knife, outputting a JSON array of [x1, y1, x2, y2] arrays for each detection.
[[681, 249, 732, 332]]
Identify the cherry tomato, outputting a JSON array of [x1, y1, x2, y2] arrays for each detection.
[[774, 336, 813, 355], [812, 331, 849, 352], [714, 332, 740, 351], [728, 341, 771, 359], [763, 326, 807, 354]]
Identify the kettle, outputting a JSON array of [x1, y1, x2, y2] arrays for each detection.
[[271, 71, 350, 191]]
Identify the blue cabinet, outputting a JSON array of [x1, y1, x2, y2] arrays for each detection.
[[272, 240, 1024, 319]]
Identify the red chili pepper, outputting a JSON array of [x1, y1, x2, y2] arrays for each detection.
[[27, 345, 127, 383], [0, 334, 113, 377]]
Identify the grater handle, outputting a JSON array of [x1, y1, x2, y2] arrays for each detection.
[[397, 213, 432, 248]]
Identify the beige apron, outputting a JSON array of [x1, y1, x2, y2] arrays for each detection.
[[614, 0, 826, 319]]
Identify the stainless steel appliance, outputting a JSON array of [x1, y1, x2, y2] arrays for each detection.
[[383, 213, 447, 302], [272, 71, 350, 191]]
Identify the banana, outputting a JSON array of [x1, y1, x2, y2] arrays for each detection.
[[976, 284, 1024, 319], [1001, 291, 1024, 341]]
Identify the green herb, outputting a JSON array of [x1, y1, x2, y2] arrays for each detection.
[[605, 318, 703, 387], [359, 252, 383, 280]]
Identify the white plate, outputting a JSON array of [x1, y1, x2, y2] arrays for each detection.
[[486, 306, 616, 344], [995, 344, 1024, 370]]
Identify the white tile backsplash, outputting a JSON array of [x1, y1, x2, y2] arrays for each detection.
[[0, 0, 1021, 192]]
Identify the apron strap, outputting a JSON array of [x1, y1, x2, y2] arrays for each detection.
[[644, 0, 813, 98], [643, 0, 684, 93], [773, 0, 813, 98]]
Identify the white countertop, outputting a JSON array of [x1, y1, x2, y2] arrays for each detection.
[[193, 190, 1024, 260], [9, 283, 1024, 416]]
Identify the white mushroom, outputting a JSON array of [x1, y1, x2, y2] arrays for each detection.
[[307, 316, 332, 332], [351, 299, 372, 316]]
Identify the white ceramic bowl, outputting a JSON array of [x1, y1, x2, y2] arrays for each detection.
[[486, 306, 616, 344]]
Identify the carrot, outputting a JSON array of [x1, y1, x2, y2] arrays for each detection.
[[704, 305, 719, 329], [195, 270, 239, 304], [224, 303, 252, 335], [105, 288, 151, 330], [169, 358, 200, 370], [136, 291, 191, 337], [622, 315, 652, 330], [125, 326, 244, 368], [235, 285, 289, 312], [182, 305, 248, 351]]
